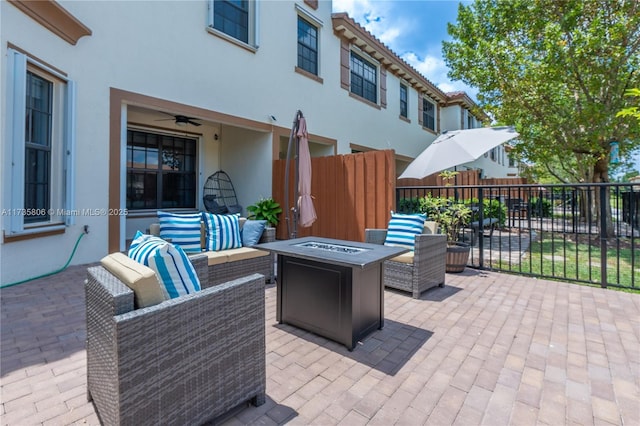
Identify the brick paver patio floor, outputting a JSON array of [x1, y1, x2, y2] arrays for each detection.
[[1, 265, 639, 425]]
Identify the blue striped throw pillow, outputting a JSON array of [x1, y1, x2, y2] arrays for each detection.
[[157, 211, 202, 253], [202, 212, 242, 251], [128, 231, 201, 298], [384, 212, 427, 251]]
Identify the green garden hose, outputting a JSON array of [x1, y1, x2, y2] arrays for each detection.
[[0, 231, 86, 289]]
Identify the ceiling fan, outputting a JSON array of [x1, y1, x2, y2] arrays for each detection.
[[155, 113, 202, 127]]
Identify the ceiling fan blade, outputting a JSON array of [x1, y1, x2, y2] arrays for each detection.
[[187, 119, 202, 126]]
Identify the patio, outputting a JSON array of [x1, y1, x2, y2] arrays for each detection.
[[1, 264, 639, 425]]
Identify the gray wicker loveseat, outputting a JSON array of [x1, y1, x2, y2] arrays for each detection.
[[86, 253, 266, 425], [149, 218, 276, 286], [365, 223, 447, 299]]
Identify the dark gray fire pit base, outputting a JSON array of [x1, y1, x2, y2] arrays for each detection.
[[279, 255, 381, 350], [256, 237, 408, 351]]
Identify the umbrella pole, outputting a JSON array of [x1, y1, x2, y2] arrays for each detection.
[[284, 110, 302, 239], [293, 112, 304, 238]]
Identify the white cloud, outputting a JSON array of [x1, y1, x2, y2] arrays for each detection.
[[332, 0, 402, 46], [402, 51, 477, 97], [333, 0, 478, 100]]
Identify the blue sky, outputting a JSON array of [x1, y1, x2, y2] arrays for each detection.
[[332, 0, 476, 99], [332, 0, 640, 172]]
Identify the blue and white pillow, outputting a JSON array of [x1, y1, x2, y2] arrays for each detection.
[[128, 231, 201, 299], [202, 212, 242, 251], [384, 212, 427, 251], [157, 211, 202, 253], [241, 220, 267, 247]]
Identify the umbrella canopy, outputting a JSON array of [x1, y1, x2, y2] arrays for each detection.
[[398, 126, 519, 179], [296, 116, 317, 228]]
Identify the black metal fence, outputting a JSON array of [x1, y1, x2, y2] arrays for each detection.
[[396, 183, 639, 290]]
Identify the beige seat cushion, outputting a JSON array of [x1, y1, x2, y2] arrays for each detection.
[[389, 251, 415, 264], [423, 221, 439, 235], [100, 252, 167, 308], [225, 247, 269, 262], [203, 246, 268, 265], [203, 250, 228, 266]]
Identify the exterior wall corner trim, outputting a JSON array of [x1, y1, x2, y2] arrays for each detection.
[[8, 0, 92, 46]]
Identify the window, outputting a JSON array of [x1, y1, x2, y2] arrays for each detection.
[[298, 16, 318, 75], [126, 130, 197, 210], [350, 52, 377, 103], [25, 71, 53, 223], [400, 84, 408, 118], [5, 49, 75, 234], [509, 155, 516, 167], [210, 0, 255, 45], [422, 98, 435, 131], [467, 112, 474, 129]]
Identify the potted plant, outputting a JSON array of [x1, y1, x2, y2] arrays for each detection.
[[419, 194, 473, 272], [246, 197, 282, 227]]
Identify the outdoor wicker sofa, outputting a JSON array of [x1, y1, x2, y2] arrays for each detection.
[[365, 229, 447, 298], [149, 220, 276, 286], [86, 253, 266, 425]]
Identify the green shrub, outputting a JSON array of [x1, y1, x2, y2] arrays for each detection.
[[418, 195, 472, 243], [529, 197, 553, 217], [398, 197, 422, 214], [464, 198, 507, 226]]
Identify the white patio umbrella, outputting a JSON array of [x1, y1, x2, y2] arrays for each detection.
[[398, 126, 520, 179]]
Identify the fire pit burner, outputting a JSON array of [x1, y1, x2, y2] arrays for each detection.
[[294, 241, 369, 254]]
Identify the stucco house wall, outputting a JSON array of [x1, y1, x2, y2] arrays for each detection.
[[1, 0, 514, 284]]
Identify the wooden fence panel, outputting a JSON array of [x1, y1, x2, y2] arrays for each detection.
[[272, 150, 395, 242], [396, 172, 528, 202]]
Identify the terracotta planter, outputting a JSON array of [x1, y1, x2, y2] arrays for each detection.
[[445, 242, 470, 273]]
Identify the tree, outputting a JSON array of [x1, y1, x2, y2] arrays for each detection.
[[617, 88, 640, 122], [443, 0, 640, 236]]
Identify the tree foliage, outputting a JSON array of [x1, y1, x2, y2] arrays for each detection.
[[617, 88, 640, 122], [442, 0, 640, 184]]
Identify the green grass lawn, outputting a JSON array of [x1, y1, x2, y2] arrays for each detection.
[[497, 232, 638, 290]]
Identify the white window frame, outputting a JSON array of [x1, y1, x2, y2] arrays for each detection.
[[207, 0, 259, 49], [4, 49, 76, 235]]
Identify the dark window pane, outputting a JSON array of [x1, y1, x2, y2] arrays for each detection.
[[162, 173, 196, 209], [126, 130, 197, 210], [25, 72, 52, 147], [400, 84, 408, 118], [24, 71, 53, 221], [298, 17, 318, 75], [350, 52, 377, 103], [127, 171, 158, 210], [214, 0, 249, 43], [423, 99, 435, 130], [24, 147, 50, 222]]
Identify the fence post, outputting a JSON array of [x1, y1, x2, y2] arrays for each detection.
[[599, 185, 608, 289], [478, 187, 484, 268]]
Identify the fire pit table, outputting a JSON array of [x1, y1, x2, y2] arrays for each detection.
[[256, 237, 407, 350]]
